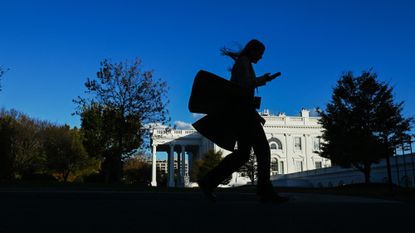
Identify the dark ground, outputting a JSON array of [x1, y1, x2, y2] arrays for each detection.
[[0, 185, 413, 233]]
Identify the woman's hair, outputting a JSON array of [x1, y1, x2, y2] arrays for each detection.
[[220, 39, 265, 60]]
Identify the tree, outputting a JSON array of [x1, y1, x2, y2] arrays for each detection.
[[13, 113, 48, 177], [78, 103, 109, 158], [239, 150, 257, 184], [42, 125, 96, 182], [0, 113, 18, 180], [191, 150, 231, 185], [319, 70, 413, 184], [371, 76, 414, 188], [0, 109, 47, 180], [0, 109, 99, 183], [123, 155, 164, 185], [74, 58, 169, 183]]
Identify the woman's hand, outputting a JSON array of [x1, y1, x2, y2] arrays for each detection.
[[265, 72, 281, 82], [256, 72, 281, 87]]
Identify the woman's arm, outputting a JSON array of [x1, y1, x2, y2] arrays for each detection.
[[231, 57, 252, 90], [255, 75, 269, 87], [255, 72, 281, 87]]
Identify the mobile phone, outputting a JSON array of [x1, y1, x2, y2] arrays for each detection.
[[271, 72, 281, 78], [268, 72, 281, 81]]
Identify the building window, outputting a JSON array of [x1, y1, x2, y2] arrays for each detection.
[[315, 161, 322, 169], [296, 161, 303, 172], [271, 158, 278, 175], [268, 138, 283, 150], [279, 161, 284, 174], [313, 137, 321, 151], [294, 137, 302, 150]]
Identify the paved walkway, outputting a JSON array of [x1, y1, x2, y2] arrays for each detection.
[[0, 189, 412, 232]]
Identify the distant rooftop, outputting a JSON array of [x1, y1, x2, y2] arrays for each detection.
[[260, 108, 321, 118]]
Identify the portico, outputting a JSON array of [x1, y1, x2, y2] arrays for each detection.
[[150, 128, 211, 187]]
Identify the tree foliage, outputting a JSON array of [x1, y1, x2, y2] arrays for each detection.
[[0, 113, 18, 180], [74, 58, 169, 183], [191, 150, 231, 185], [0, 109, 47, 180], [0, 109, 98, 182], [42, 125, 98, 182], [319, 71, 413, 183], [239, 151, 257, 183], [123, 155, 163, 185]]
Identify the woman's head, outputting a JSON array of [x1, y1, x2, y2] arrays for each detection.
[[221, 39, 265, 63], [241, 39, 265, 63]]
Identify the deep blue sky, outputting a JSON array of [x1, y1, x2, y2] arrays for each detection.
[[1, 0, 414, 131]]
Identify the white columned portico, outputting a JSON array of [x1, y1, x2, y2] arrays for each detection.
[[181, 145, 186, 185], [168, 144, 175, 187], [151, 144, 157, 187]]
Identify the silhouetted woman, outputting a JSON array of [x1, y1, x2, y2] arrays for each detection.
[[198, 39, 288, 202]]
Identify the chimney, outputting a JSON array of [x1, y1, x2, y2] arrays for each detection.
[[301, 108, 310, 118]]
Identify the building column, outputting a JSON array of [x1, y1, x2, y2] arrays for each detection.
[[151, 144, 157, 187], [168, 144, 175, 187], [188, 149, 194, 181], [285, 133, 292, 173], [305, 134, 312, 170], [181, 145, 186, 186], [199, 143, 204, 160], [303, 134, 308, 170], [177, 147, 181, 186]]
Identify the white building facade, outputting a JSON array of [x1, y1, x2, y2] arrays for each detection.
[[155, 159, 188, 176], [150, 109, 331, 187], [272, 153, 415, 188]]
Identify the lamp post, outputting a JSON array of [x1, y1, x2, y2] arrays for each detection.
[[394, 147, 401, 187], [401, 141, 408, 188]]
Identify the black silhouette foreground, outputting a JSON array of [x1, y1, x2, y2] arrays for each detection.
[[189, 39, 287, 202]]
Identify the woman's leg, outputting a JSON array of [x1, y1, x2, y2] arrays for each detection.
[[250, 120, 274, 196], [199, 141, 251, 190]]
